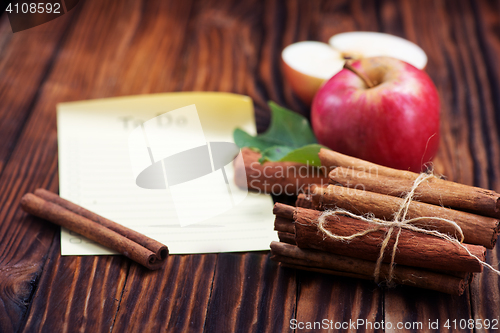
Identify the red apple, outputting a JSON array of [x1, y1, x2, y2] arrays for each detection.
[[311, 56, 440, 172]]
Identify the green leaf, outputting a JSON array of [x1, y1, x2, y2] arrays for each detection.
[[233, 102, 317, 151], [260, 144, 324, 166], [233, 101, 322, 165], [259, 101, 317, 148], [233, 128, 279, 151], [258, 146, 294, 163]]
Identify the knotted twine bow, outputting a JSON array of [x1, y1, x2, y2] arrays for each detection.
[[317, 172, 500, 284]]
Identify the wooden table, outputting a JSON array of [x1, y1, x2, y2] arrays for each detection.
[[1, 0, 499, 332]]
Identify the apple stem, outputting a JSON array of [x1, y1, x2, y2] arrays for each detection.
[[343, 61, 375, 88]]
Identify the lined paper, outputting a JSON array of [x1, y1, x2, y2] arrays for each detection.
[[57, 93, 278, 255]]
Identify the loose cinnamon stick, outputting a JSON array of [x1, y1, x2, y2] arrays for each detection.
[[34, 189, 167, 259], [270, 241, 469, 295], [275, 204, 485, 272], [329, 167, 500, 218], [21, 192, 168, 270], [234, 147, 330, 194], [309, 185, 499, 249]]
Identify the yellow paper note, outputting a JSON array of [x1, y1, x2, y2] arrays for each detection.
[[57, 92, 277, 255]]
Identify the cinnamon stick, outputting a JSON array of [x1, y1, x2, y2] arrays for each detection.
[[279, 262, 372, 281], [295, 193, 313, 209], [329, 167, 500, 218], [318, 148, 419, 180], [309, 185, 499, 249], [277, 231, 296, 245], [34, 189, 167, 258], [270, 241, 469, 295], [274, 216, 294, 234], [234, 147, 330, 195], [21, 191, 168, 270], [273, 202, 296, 220], [273, 203, 486, 272]]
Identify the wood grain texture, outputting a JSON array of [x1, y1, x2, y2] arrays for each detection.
[[0, 10, 74, 327], [0, 13, 72, 173], [468, 0, 500, 329], [112, 255, 217, 332], [0, 0, 498, 332], [203, 253, 296, 333], [295, 271, 383, 333], [384, 287, 472, 333], [22, 249, 128, 332]]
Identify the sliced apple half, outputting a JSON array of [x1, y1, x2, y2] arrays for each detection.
[[329, 31, 427, 69], [282, 32, 427, 105], [282, 41, 345, 105]]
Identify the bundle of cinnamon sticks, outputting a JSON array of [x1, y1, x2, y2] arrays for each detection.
[[270, 149, 500, 295]]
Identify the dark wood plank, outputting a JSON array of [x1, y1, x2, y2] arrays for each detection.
[[0, 87, 62, 333], [0, 13, 72, 173], [0, 12, 77, 330], [466, 0, 500, 329], [294, 271, 383, 333], [430, 0, 476, 186], [22, 249, 128, 332], [203, 253, 295, 333], [112, 255, 217, 332], [385, 287, 472, 333]]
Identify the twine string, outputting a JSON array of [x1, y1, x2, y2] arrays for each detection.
[[317, 173, 500, 284]]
